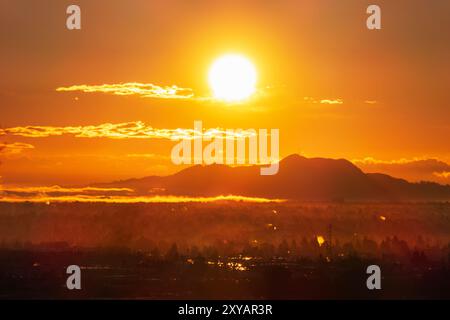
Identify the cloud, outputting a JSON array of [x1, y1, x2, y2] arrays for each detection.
[[0, 122, 257, 140], [319, 99, 343, 105], [434, 171, 450, 179], [56, 83, 194, 99], [353, 157, 448, 167], [0, 185, 133, 195], [302, 97, 344, 105], [353, 157, 450, 184], [0, 185, 134, 199], [302, 97, 378, 105], [0, 193, 284, 204], [0, 142, 35, 155]]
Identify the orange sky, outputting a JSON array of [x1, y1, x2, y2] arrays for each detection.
[[1, 0, 449, 186]]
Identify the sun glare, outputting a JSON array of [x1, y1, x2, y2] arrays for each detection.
[[208, 54, 257, 102]]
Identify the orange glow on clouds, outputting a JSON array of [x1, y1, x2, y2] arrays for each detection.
[[0, 122, 256, 140], [56, 83, 194, 99], [0, 194, 285, 204], [0, 142, 34, 155]]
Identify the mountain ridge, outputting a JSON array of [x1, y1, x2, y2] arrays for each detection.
[[91, 154, 450, 201]]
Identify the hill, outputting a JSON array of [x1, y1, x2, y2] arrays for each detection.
[[92, 154, 450, 201]]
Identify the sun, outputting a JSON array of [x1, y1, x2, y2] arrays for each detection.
[[208, 54, 257, 102]]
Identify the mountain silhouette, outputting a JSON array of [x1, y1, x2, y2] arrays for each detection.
[[92, 154, 450, 201]]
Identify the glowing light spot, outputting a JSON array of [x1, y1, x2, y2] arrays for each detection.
[[317, 236, 325, 247], [209, 54, 257, 102]]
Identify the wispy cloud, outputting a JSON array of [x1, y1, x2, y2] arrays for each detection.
[[0, 185, 133, 195], [302, 97, 377, 105], [434, 171, 450, 179], [56, 82, 277, 105], [0, 142, 34, 155], [319, 99, 343, 105], [354, 157, 423, 165], [302, 97, 344, 105], [0, 193, 284, 204], [0, 122, 257, 140], [353, 157, 450, 184], [352, 157, 447, 166], [0, 185, 135, 200], [56, 83, 194, 100]]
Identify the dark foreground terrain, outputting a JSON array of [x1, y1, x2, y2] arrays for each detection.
[[0, 248, 449, 299], [0, 201, 449, 299]]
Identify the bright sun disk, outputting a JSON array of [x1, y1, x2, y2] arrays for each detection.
[[208, 54, 257, 102]]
